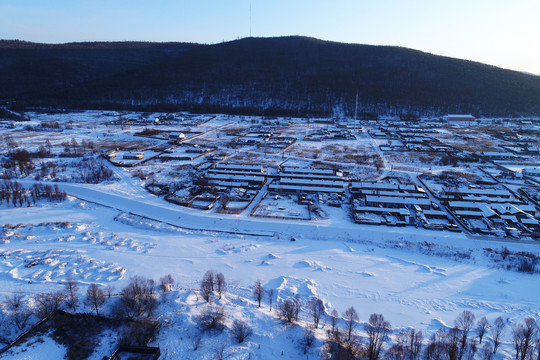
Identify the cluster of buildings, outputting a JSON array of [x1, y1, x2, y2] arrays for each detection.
[[228, 128, 296, 149], [101, 113, 539, 240], [369, 122, 454, 153], [350, 178, 457, 230], [422, 175, 539, 238], [269, 166, 345, 194], [304, 128, 356, 141]]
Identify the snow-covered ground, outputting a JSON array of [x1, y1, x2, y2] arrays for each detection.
[[1, 186, 538, 359], [0, 111, 539, 359]]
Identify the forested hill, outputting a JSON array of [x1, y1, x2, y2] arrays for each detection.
[[2, 36, 540, 117]]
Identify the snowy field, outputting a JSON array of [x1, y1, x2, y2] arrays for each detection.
[[0, 111, 539, 359], [1, 187, 538, 359]]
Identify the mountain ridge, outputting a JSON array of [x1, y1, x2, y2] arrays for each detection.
[[2, 36, 540, 117]]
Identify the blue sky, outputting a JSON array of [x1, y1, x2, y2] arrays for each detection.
[[1, 0, 539, 74]]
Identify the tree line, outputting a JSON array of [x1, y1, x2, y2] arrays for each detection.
[[1, 271, 538, 359], [0, 180, 66, 207], [198, 271, 540, 359]]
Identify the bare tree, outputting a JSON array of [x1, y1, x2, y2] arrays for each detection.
[[366, 313, 391, 360], [301, 327, 315, 354], [201, 275, 213, 303], [197, 305, 226, 332], [6, 294, 24, 312], [385, 343, 406, 360], [446, 326, 461, 360], [34, 291, 65, 318], [410, 329, 423, 360], [105, 285, 115, 298], [323, 321, 362, 360], [462, 340, 478, 360], [512, 317, 538, 360], [215, 273, 226, 299], [203, 270, 215, 291], [534, 336, 540, 360], [522, 317, 537, 360], [329, 309, 339, 335], [85, 283, 106, 316], [424, 328, 452, 360], [455, 310, 475, 349], [481, 342, 493, 360], [513, 323, 526, 360], [118, 276, 157, 319], [64, 277, 79, 312], [308, 297, 325, 328], [293, 294, 301, 321], [6, 294, 32, 330], [268, 288, 274, 310], [343, 306, 359, 343], [397, 328, 423, 360], [491, 316, 505, 354], [476, 317, 489, 344], [278, 299, 298, 323], [232, 319, 253, 343], [11, 307, 32, 331], [253, 280, 264, 308]]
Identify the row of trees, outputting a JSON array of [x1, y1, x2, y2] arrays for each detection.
[[0, 180, 66, 207], [2, 271, 539, 359], [244, 277, 540, 360], [1, 274, 167, 335]]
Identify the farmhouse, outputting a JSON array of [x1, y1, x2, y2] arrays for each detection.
[[481, 151, 517, 160], [197, 163, 268, 190], [200, 173, 266, 189], [269, 167, 346, 194], [349, 180, 426, 199], [443, 114, 476, 121], [439, 186, 517, 203], [523, 167, 540, 177], [123, 152, 144, 160], [213, 163, 264, 173], [159, 145, 215, 161], [421, 209, 459, 231], [352, 205, 410, 226], [364, 195, 431, 209]]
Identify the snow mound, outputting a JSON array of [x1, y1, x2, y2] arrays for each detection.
[[269, 276, 319, 300], [428, 318, 451, 331], [361, 271, 375, 277], [293, 259, 331, 272], [0, 248, 125, 283], [265, 253, 279, 260], [217, 242, 260, 254], [389, 256, 446, 276]]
